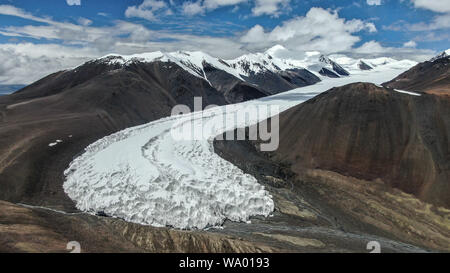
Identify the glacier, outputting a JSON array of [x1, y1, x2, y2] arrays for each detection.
[[63, 57, 416, 230]]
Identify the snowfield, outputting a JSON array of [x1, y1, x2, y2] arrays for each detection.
[[63, 60, 415, 229]]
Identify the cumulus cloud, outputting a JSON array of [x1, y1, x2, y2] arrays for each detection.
[[408, 13, 450, 31], [410, 0, 450, 13], [0, 5, 250, 84], [252, 0, 291, 17], [66, 0, 81, 6], [181, 0, 247, 16], [0, 43, 95, 84], [0, 5, 435, 84], [390, 0, 449, 32], [204, 0, 248, 10], [353, 40, 433, 60], [241, 8, 377, 53], [367, 0, 381, 6], [178, 0, 291, 17], [403, 40, 417, 47], [125, 0, 169, 21], [182, 1, 205, 16]]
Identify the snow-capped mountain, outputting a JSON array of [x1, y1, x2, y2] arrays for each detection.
[[90, 45, 416, 99], [429, 49, 450, 62], [318, 55, 350, 77]]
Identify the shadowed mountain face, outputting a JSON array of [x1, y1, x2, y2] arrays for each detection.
[[384, 57, 450, 95], [319, 55, 350, 77], [200, 61, 270, 102], [273, 83, 450, 208], [240, 68, 321, 95], [358, 61, 373, 71], [0, 60, 228, 209], [214, 82, 450, 251]]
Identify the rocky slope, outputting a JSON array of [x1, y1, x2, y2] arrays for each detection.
[[273, 83, 450, 208], [214, 83, 450, 251], [0, 59, 227, 210], [384, 49, 450, 95]]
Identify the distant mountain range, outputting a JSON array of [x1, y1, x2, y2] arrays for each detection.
[[87, 45, 416, 103]]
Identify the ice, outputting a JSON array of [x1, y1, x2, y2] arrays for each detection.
[[63, 57, 414, 230]]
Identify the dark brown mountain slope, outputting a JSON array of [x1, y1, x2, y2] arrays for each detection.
[[384, 57, 450, 95], [214, 82, 450, 251], [275, 83, 450, 208], [0, 60, 227, 210]]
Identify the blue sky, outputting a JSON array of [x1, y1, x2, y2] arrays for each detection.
[[0, 0, 449, 84]]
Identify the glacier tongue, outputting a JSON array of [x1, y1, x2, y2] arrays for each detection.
[[63, 59, 415, 230], [63, 104, 277, 229]]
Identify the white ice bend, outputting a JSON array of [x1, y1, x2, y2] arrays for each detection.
[[63, 60, 414, 229]]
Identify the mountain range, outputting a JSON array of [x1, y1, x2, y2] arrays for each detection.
[[0, 47, 448, 253]]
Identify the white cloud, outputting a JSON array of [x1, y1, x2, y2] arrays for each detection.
[[179, 0, 290, 17], [0, 43, 95, 84], [182, 1, 205, 16], [0, 5, 53, 24], [366, 0, 381, 6], [66, 0, 81, 6], [241, 8, 377, 53], [181, 0, 247, 16], [387, 13, 450, 31], [77, 17, 92, 26], [0, 5, 435, 84], [399, 0, 450, 33], [252, 0, 290, 17], [125, 0, 168, 21], [403, 40, 417, 47], [204, 0, 248, 10], [410, 0, 450, 13], [353, 40, 433, 60]]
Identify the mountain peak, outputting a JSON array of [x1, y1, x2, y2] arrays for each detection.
[[265, 44, 288, 56], [429, 49, 450, 62]]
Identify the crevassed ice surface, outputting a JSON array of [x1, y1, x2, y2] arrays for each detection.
[[63, 61, 414, 229]]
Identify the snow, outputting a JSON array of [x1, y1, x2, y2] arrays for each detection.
[[394, 89, 421, 96], [93, 47, 417, 86], [429, 49, 450, 62], [49, 139, 63, 147], [63, 57, 415, 230], [97, 51, 245, 82]]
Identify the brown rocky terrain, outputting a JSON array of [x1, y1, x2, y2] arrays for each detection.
[[0, 60, 227, 211], [275, 83, 450, 208], [1, 55, 449, 253], [213, 82, 450, 251], [384, 57, 450, 95]]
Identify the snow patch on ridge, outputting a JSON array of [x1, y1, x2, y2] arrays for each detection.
[[96, 51, 245, 83], [91, 47, 417, 85], [394, 89, 421, 96]]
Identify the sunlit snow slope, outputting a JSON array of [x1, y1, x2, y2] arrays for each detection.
[[64, 61, 414, 229]]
